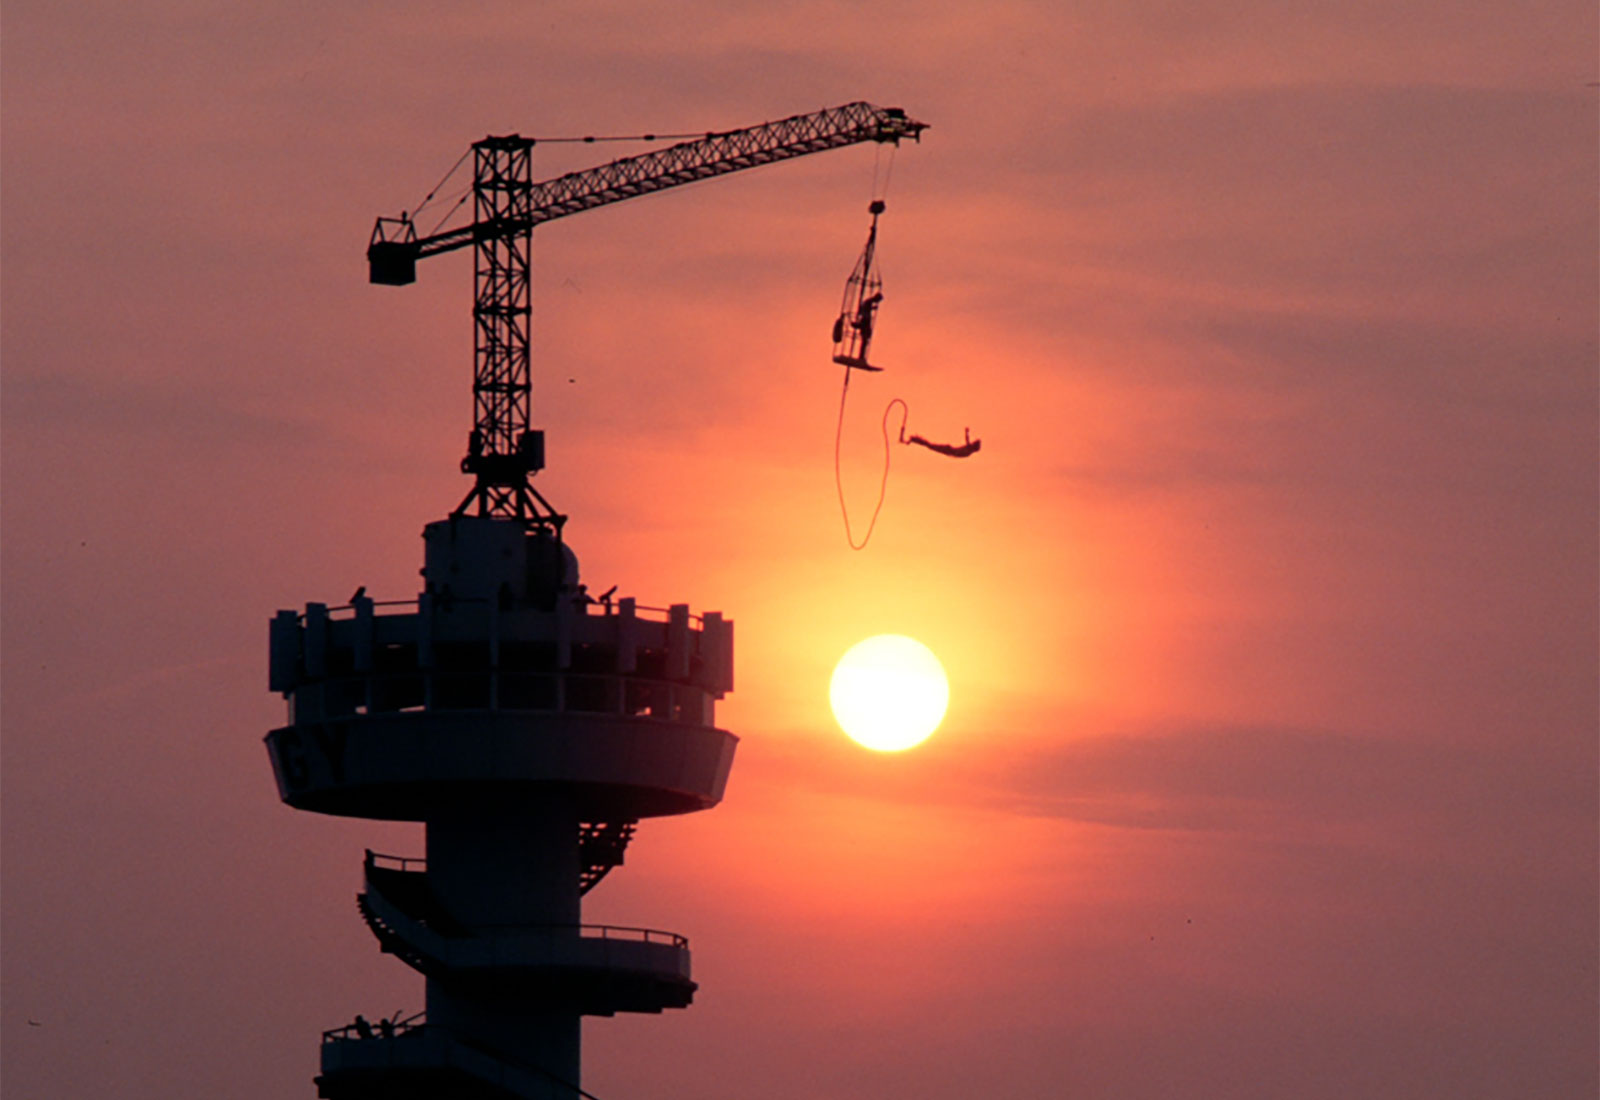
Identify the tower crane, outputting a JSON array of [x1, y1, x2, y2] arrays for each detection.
[[366, 102, 927, 525]]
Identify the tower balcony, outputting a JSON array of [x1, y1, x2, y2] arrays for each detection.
[[264, 594, 736, 821], [270, 593, 731, 725]]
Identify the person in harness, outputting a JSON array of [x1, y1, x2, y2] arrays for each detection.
[[902, 425, 981, 458]]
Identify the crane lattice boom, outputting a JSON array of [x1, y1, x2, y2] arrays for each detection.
[[368, 102, 926, 524]]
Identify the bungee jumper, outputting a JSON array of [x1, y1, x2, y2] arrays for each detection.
[[902, 425, 981, 458]]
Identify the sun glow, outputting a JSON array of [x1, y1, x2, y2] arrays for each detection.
[[829, 634, 949, 752]]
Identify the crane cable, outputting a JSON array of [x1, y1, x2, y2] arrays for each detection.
[[409, 147, 472, 225], [870, 138, 897, 209], [527, 130, 707, 144]]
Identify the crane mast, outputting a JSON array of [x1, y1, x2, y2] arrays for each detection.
[[368, 102, 927, 525]]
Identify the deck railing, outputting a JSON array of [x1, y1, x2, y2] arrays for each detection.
[[274, 590, 728, 727], [305, 595, 703, 629], [286, 669, 714, 726], [361, 852, 689, 948]]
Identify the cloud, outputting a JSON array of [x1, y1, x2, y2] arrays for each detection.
[[751, 720, 1598, 850]]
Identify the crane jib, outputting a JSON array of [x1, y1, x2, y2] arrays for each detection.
[[368, 102, 926, 279]]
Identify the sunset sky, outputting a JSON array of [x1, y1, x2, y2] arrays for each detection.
[[3, 2, 1596, 1098]]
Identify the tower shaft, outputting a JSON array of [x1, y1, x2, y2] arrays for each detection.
[[425, 795, 582, 1088]]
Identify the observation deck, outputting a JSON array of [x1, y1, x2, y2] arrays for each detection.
[[265, 589, 736, 821]]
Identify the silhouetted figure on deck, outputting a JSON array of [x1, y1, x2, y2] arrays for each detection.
[[353, 1015, 374, 1040]]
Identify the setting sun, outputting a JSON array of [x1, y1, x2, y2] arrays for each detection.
[[829, 634, 950, 752]]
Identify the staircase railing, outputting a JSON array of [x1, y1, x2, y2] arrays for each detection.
[[320, 1019, 605, 1100]]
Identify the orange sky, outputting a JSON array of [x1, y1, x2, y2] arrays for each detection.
[[3, 3, 1596, 1098]]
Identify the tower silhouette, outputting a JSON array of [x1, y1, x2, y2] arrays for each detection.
[[267, 516, 735, 1098]]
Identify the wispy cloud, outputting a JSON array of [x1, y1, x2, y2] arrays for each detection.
[[751, 721, 1598, 850]]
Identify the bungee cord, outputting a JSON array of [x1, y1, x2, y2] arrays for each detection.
[[833, 382, 981, 550], [834, 384, 906, 551]]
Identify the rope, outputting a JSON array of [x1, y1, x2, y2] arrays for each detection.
[[835, 376, 906, 550]]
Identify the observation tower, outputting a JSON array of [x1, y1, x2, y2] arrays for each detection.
[[264, 102, 924, 1099], [267, 519, 734, 1099]]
